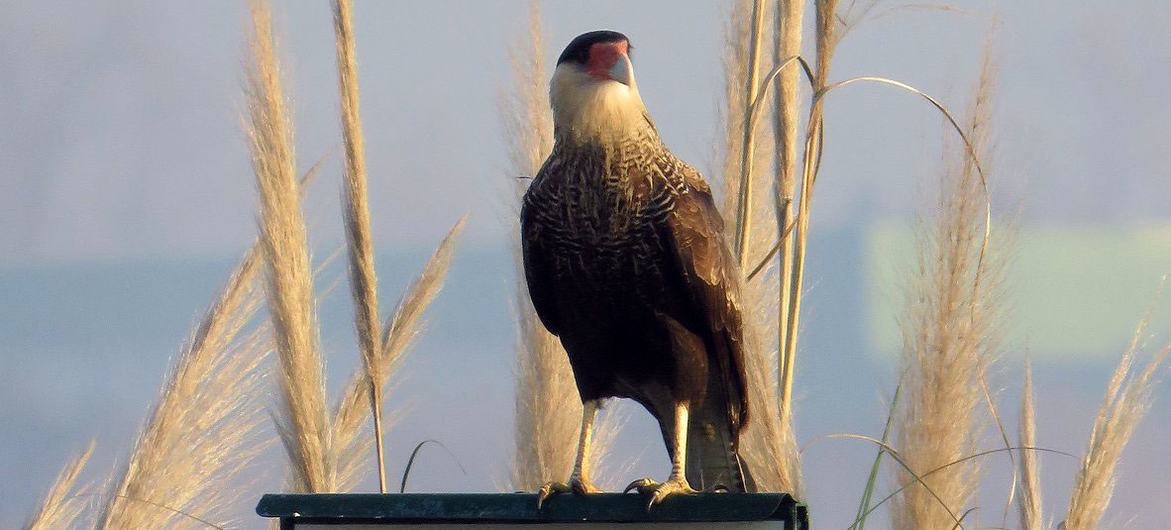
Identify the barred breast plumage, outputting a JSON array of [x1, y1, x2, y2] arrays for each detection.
[[521, 127, 753, 493], [524, 132, 687, 292]]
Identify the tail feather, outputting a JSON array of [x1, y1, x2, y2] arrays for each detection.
[[686, 391, 755, 492]]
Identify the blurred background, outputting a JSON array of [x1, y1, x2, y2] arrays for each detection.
[[2, 1, 1168, 528]]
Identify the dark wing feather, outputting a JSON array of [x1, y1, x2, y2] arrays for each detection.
[[660, 173, 751, 431], [520, 196, 561, 336]]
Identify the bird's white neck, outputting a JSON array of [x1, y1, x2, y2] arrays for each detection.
[[550, 64, 654, 144]]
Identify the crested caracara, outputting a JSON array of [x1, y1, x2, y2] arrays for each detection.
[[521, 30, 756, 509]]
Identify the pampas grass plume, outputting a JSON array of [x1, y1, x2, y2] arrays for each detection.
[[246, 0, 334, 493]]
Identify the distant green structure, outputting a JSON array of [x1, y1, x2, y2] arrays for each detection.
[[865, 223, 1171, 360]]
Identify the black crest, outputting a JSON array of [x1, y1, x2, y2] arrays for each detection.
[[556, 30, 631, 66]]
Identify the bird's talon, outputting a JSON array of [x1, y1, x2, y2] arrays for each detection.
[[536, 482, 569, 509], [536, 477, 599, 509], [622, 478, 658, 494], [642, 477, 696, 511]]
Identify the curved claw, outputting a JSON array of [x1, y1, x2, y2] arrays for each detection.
[[622, 478, 658, 494], [644, 477, 696, 511], [536, 477, 600, 510], [536, 482, 570, 510]]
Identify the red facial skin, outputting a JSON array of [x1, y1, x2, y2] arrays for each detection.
[[585, 41, 629, 81]]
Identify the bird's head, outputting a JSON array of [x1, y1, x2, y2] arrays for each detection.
[[550, 30, 650, 142]]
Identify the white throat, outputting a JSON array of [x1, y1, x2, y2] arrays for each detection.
[[550, 63, 651, 143]]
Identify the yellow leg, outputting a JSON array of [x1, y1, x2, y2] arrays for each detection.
[[537, 400, 602, 509], [623, 401, 696, 510]]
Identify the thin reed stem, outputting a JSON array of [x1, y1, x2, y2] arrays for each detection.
[[732, 0, 767, 266], [330, 0, 388, 493], [722, 0, 807, 497], [772, 0, 804, 420], [331, 217, 466, 491], [779, 0, 840, 428]]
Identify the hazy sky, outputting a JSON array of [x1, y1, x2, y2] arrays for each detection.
[[2, 1, 1169, 529], [3, 1, 1170, 264]]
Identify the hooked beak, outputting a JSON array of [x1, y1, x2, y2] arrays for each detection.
[[609, 52, 633, 87], [586, 41, 633, 86]]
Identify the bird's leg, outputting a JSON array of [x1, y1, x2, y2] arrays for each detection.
[[623, 401, 696, 509], [568, 399, 602, 492], [537, 399, 602, 508]]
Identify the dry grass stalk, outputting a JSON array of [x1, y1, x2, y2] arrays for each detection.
[[777, 0, 842, 433], [720, 21, 793, 437], [330, 0, 389, 493], [730, 0, 769, 266], [891, 51, 1001, 530], [25, 442, 94, 530], [1018, 360, 1044, 530], [332, 217, 467, 491], [717, 0, 801, 496], [1062, 321, 1170, 530], [771, 0, 804, 419], [97, 242, 271, 529], [246, 0, 333, 493], [813, 0, 842, 86], [720, 0, 779, 258]]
